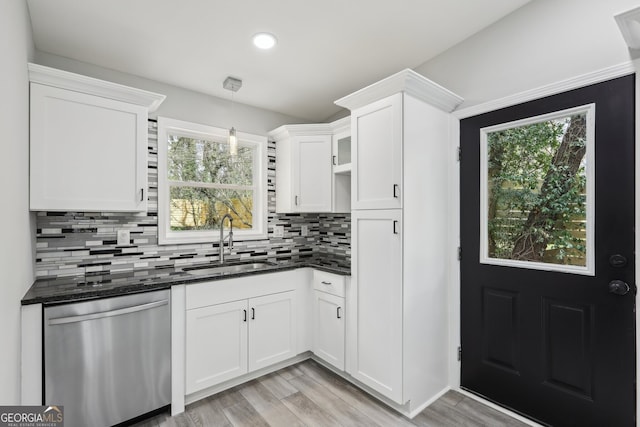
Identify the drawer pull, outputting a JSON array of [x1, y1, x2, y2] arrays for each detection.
[[321, 281, 332, 285]]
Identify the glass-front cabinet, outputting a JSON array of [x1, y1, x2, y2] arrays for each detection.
[[332, 117, 351, 174]]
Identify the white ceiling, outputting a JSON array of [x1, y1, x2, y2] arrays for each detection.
[[26, 0, 530, 122]]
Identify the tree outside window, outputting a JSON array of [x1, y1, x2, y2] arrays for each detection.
[[157, 117, 267, 244]]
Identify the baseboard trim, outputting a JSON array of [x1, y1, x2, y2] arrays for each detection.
[[456, 388, 545, 427]]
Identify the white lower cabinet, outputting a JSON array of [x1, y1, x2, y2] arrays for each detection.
[[313, 291, 345, 370], [248, 292, 297, 371], [185, 289, 297, 394], [185, 300, 248, 394], [312, 270, 346, 371]]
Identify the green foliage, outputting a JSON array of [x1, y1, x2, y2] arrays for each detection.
[[167, 135, 254, 231], [487, 114, 587, 265]]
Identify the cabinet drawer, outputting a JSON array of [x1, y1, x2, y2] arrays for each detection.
[[313, 270, 346, 297]]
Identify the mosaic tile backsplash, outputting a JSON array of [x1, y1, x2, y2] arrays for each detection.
[[35, 121, 351, 278]]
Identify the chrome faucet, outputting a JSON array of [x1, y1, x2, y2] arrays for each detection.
[[219, 213, 234, 263]]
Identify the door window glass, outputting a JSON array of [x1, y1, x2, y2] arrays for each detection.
[[480, 105, 595, 275]]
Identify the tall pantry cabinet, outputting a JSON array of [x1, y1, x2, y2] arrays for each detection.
[[335, 69, 462, 415]]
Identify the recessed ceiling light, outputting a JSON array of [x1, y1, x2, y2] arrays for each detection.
[[253, 33, 277, 50]]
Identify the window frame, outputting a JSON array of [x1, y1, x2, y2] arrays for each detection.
[[157, 116, 268, 245], [478, 104, 596, 276]]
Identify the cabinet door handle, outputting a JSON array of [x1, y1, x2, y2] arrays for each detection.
[[321, 281, 332, 285], [140, 188, 145, 202], [295, 195, 299, 206], [393, 220, 399, 234], [337, 307, 342, 319], [243, 309, 247, 322], [393, 184, 399, 198], [251, 307, 255, 320], [332, 155, 337, 166]]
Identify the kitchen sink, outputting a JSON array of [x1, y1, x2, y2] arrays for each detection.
[[183, 261, 275, 276]]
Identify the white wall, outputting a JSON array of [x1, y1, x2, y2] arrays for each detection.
[[0, 1, 35, 404], [34, 51, 309, 134], [415, 0, 639, 109]]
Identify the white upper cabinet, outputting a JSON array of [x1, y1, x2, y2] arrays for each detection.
[[331, 117, 351, 173], [28, 64, 165, 212], [271, 124, 333, 213], [350, 93, 403, 210], [331, 117, 351, 213]]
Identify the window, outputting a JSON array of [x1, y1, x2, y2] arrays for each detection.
[[479, 104, 595, 275], [157, 117, 267, 244]]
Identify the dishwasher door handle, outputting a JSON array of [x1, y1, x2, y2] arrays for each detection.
[[48, 299, 169, 325]]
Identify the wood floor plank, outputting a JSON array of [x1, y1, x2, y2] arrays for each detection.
[[276, 363, 305, 381], [288, 373, 381, 427], [426, 399, 486, 427], [259, 371, 298, 399], [157, 412, 196, 427], [185, 395, 232, 427], [297, 360, 416, 427], [412, 406, 461, 427], [440, 390, 465, 407], [454, 396, 531, 427], [238, 380, 306, 427], [222, 398, 270, 427], [214, 386, 249, 409], [281, 391, 342, 426]]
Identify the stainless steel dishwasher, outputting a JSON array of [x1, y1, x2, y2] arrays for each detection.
[[44, 290, 171, 427]]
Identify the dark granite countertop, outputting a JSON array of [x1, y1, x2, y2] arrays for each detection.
[[22, 259, 350, 306]]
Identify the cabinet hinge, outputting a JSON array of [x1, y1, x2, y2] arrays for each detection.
[[457, 247, 462, 261], [457, 146, 461, 162], [458, 346, 462, 361]]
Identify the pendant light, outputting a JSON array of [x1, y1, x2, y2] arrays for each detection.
[[223, 76, 242, 156]]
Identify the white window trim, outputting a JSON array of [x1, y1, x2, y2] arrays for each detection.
[[479, 104, 596, 276], [157, 116, 268, 245]]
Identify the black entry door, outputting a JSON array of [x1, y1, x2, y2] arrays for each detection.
[[460, 75, 635, 426]]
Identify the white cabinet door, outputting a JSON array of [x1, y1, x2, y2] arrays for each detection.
[[248, 291, 297, 371], [351, 93, 403, 210], [294, 135, 332, 212], [313, 290, 345, 370], [351, 209, 403, 403], [185, 300, 248, 394], [30, 83, 148, 212]]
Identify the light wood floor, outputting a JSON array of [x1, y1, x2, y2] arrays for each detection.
[[134, 359, 530, 427]]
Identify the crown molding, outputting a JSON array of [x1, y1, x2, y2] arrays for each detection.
[[268, 123, 334, 140], [616, 7, 640, 50], [330, 116, 350, 133], [28, 63, 166, 112], [334, 68, 463, 113], [453, 62, 636, 119]]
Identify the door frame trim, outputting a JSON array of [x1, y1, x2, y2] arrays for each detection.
[[447, 60, 637, 421]]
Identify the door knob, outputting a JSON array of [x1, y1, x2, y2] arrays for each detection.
[[608, 280, 630, 295]]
